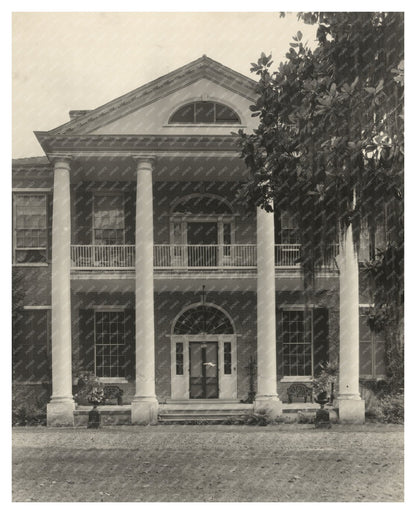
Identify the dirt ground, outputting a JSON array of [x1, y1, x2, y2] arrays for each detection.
[[12, 424, 404, 502]]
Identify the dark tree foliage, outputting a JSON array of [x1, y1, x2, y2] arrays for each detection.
[[237, 12, 404, 390]]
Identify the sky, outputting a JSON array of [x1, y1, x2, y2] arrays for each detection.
[[12, 12, 318, 158]]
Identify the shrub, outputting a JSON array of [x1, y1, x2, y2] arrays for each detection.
[[12, 386, 48, 426], [375, 393, 404, 424]]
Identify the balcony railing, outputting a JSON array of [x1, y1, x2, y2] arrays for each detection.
[[71, 245, 135, 269], [154, 244, 257, 268], [71, 244, 339, 270]]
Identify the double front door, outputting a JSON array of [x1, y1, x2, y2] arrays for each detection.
[[171, 335, 237, 400], [189, 341, 219, 399]]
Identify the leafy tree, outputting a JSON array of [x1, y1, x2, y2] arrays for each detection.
[[237, 12, 404, 390]]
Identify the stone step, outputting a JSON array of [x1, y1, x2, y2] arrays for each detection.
[[159, 410, 251, 418]]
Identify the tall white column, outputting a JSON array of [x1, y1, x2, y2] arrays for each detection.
[[254, 205, 282, 417], [131, 156, 159, 424], [337, 223, 365, 423], [47, 157, 75, 426]]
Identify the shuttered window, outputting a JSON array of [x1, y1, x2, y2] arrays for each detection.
[[359, 309, 386, 377], [95, 311, 126, 378], [13, 194, 48, 263]]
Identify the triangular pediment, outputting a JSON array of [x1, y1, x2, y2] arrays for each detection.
[[46, 56, 257, 137]]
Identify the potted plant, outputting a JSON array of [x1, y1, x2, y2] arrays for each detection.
[[74, 371, 104, 406], [312, 361, 338, 405]]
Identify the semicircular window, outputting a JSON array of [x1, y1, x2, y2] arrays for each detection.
[[174, 305, 234, 334], [169, 101, 241, 124], [173, 195, 232, 215]]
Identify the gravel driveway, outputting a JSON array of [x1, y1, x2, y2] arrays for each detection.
[[12, 424, 404, 502]]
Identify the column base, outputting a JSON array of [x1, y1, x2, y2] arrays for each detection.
[[338, 397, 365, 424], [47, 398, 75, 426], [254, 396, 283, 419], [131, 397, 159, 425]]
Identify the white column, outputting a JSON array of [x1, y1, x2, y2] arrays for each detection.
[[131, 156, 159, 424], [337, 223, 365, 423], [254, 205, 282, 417], [47, 157, 75, 426]]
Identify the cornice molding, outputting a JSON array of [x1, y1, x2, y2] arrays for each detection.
[[36, 133, 241, 155]]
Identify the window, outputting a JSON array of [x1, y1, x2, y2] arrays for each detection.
[[95, 311, 125, 378], [279, 211, 300, 244], [93, 193, 124, 245], [359, 309, 386, 377], [13, 194, 48, 263], [224, 342, 232, 374], [282, 310, 312, 376], [169, 102, 240, 124], [176, 342, 184, 375]]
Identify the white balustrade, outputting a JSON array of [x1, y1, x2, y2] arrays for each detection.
[[71, 245, 135, 269], [70, 244, 339, 270]]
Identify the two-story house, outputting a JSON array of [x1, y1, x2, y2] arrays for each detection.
[[12, 56, 386, 425]]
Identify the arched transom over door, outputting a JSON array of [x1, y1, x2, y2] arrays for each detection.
[[170, 304, 237, 401]]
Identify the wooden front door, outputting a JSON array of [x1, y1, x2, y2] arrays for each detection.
[[189, 341, 219, 399]]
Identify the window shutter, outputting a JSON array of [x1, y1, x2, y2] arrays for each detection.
[[124, 191, 135, 245], [76, 190, 93, 244], [79, 309, 95, 372], [276, 309, 284, 377], [313, 308, 329, 376], [274, 211, 282, 244], [123, 309, 135, 380]]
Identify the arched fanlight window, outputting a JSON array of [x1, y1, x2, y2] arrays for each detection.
[[169, 101, 241, 124], [173, 305, 234, 334], [172, 195, 233, 215]]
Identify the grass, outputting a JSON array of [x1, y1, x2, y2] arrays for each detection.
[[12, 424, 404, 502]]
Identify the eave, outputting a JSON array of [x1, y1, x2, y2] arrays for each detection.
[[34, 132, 242, 157]]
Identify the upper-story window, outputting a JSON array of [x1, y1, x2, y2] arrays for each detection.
[[93, 193, 125, 245], [169, 101, 241, 124], [13, 193, 48, 264], [277, 211, 300, 244]]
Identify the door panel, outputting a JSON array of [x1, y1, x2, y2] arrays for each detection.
[[189, 342, 219, 399]]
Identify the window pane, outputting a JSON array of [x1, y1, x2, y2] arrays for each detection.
[[94, 194, 124, 244], [280, 211, 299, 244], [95, 311, 125, 377], [176, 342, 184, 375], [195, 102, 215, 123], [215, 103, 240, 123], [281, 310, 312, 376], [170, 103, 195, 123], [14, 195, 47, 256], [224, 342, 232, 374]]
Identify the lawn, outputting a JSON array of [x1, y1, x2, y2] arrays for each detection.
[[12, 424, 404, 502]]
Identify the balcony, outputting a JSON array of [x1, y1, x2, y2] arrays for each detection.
[[71, 244, 339, 270]]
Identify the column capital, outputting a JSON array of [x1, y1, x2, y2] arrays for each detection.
[[49, 155, 73, 167], [132, 154, 156, 167]]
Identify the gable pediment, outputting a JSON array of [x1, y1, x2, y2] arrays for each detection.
[[47, 56, 257, 137]]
